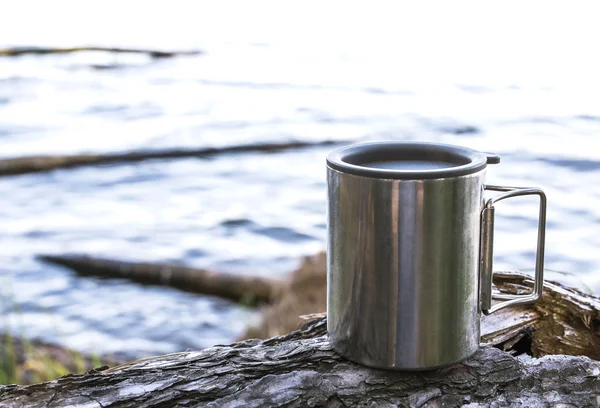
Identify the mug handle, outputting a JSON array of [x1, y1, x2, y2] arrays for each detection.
[[480, 185, 547, 315]]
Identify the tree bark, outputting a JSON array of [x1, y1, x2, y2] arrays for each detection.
[[0, 318, 599, 408], [0, 273, 599, 407], [0, 140, 346, 177]]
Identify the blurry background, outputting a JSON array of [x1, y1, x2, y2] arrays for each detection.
[[0, 1, 599, 361]]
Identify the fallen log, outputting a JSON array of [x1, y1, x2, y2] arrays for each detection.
[[0, 313, 599, 407], [38, 254, 283, 306], [0, 46, 202, 58], [0, 140, 346, 177], [38, 251, 326, 332]]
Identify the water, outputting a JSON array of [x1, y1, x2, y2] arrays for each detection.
[[360, 160, 458, 170], [1, 1, 599, 358]]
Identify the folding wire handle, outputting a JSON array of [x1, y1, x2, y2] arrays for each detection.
[[480, 185, 547, 315]]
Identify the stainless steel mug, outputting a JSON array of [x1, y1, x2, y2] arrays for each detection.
[[326, 141, 547, 370]]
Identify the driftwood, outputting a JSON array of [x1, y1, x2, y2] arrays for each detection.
[[38, 255, 283, 306], [0, 46, 202, 58], [39, 252, 327, 336], [0, 140, 345, 177], [1, 310, 599, 407]]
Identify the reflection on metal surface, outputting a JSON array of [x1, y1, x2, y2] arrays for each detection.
[[327, 168, 482, 370], [327, 168, 548, 370]]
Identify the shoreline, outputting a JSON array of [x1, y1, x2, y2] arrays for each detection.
[[0, 332, 123, 385]]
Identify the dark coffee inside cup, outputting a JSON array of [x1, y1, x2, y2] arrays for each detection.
[[343, 145, 471, 170], [360, 160, 459, 170]]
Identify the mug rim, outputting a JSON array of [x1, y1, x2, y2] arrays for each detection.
[[326, 141, 498, 180]]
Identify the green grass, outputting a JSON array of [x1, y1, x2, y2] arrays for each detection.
[[1, 283, 107, 385], [0, 332, 17, 385], [0, 329, 103, 385]]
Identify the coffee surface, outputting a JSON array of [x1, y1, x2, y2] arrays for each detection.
[[360, 160, 458, 170]]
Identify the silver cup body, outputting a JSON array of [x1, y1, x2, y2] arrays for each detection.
[[327, 167, 485, 370]]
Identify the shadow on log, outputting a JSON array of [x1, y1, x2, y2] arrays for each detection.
[[38, 254, 283, 306], [1, 313, 599, 407], [0, 140, 346, 178], [0, 46, 203, 58]]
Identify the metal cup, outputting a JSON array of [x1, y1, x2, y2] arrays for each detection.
[[326, 141, 546, 370]]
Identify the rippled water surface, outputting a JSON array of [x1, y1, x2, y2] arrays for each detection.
[[1, 2, 599, 358]]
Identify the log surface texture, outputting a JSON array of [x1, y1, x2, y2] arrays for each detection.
[[1, 272, 599, 407], [1, 319, 600, 407]]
